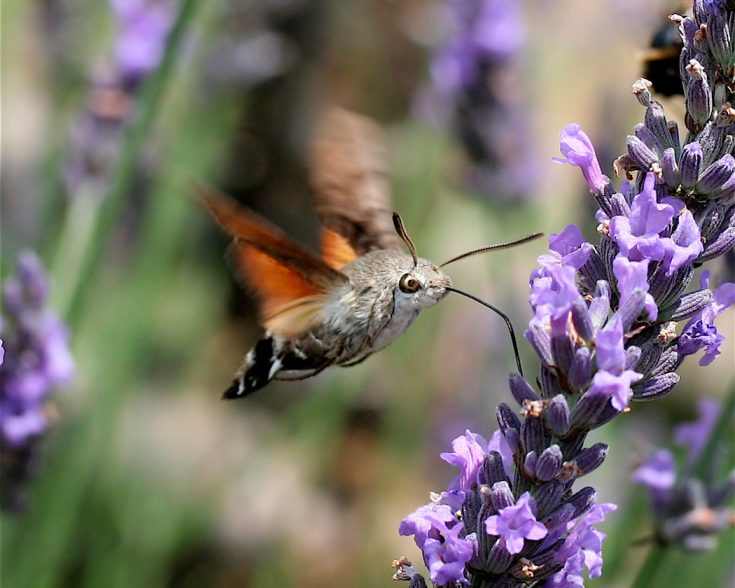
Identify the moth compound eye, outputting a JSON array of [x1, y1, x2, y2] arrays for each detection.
[[398, 273, 421, 293]]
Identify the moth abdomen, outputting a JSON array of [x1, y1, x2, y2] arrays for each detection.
[[223, 336, 279, 399]]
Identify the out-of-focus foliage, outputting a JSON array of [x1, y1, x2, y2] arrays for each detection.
[[1, 1, 733, 587]]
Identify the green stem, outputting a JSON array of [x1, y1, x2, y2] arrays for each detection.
[[56, 0, 200, 328], [631, 544, 667, 588]]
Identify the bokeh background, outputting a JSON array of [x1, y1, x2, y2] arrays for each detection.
[[2, 0, 733, 587]]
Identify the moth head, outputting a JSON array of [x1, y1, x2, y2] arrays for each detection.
[[395, 259, 452, 309], [390, 214, 451, 308]]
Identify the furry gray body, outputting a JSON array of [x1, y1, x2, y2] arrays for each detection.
[[225, 250, 451, 398]]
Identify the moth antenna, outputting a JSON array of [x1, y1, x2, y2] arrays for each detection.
[[446, 286, 525, 376], [392, 212, 418, 268], [440, 232, 544, 267]]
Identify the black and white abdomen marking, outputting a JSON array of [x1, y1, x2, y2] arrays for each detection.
[[223, 334, 331, 399]]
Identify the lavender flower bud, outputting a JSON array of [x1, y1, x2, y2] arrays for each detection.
[[627, 134, 659, 170], [705, 12, 732, 68], [599, 237, 619, 283], [686, 60, 713, 129], [490, 481, 515, 511], [521, 416, 550, 458], [496, 403, 522, 434], [568, 347, 592, 390], [575, 443, 608, 476], [588, 281, 611, 329], [547, 395, 570, 437], [617, 288, 647, 330], [632, 372, 680, 399], [645, 101, 675, 152], [570, 390, 609, 430], [545, 503, 575, 530], [524, 452, 537, 478], [536, 445, 563, 482], [525, 323, 553, 365], [636, 339, 663, 376], [659, 265, 694, 309], [571, 300, 595, 342], [496, 404, 521, 453], [633, 78, 653, 106], [680, 141, 703, 188], [700, 227, 735, 262], [651, 348, 681, 377], [609, 192, 632, 217], [634, 123, 661, 154], [697, 154, 735, 194], [551, 333, 574, 374], [579, 251, 607, 293], [484, 541, 514, 574], [594, 401, 619, 428], [508, 373, 540, 406], [697, 203, 730, 239], [661, 147, 680, 187], [462, 492, 483, 535], [668, 120, 681, 156], [625, 346, 642, 370], [648, 264, 676, 301], [697, 121, 727, 169], [540, 364, 563, 399], [479, 451, 509, 487], [534, 481, 565, 518], [668, 289, 713, 321], [564, 486, 597, 518]]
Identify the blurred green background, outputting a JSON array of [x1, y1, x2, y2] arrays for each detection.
[[1, 0, 733, 587]]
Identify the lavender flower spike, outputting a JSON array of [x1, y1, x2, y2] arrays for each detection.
[[1, 251, 75, 511], [397, 1, 735, 582]]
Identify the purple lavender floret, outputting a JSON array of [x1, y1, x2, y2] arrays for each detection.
[[632, 401, 734, 551], [0, 251, 74, 511]]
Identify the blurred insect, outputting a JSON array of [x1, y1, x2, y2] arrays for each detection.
[[641, 12, 684, 97], [203, 109, 542, 399]]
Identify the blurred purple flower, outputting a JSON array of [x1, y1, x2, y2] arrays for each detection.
[[632, 449, 677, 495], [1, 251, 74, 510], [110, 0, 175, 86], [417, 0, 536, 202], [633, 400, 734, 550], [673, 399, 721, 463], [1, 252, 74, 448]]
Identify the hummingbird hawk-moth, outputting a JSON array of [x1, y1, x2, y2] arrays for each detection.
[[203, 109, 541, 399]]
